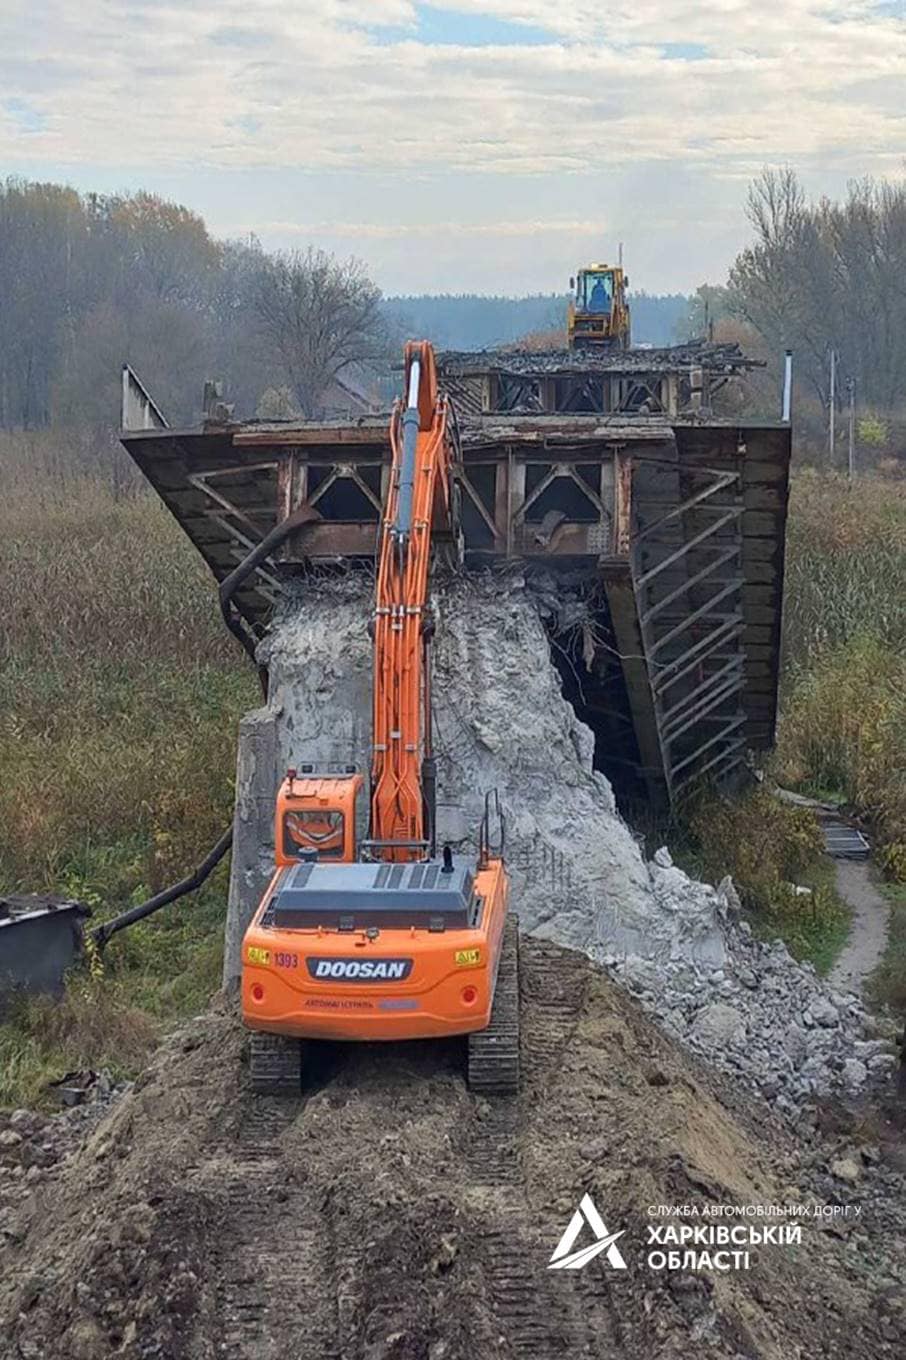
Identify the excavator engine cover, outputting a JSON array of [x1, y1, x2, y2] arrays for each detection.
[[266, 858, 478, 931]]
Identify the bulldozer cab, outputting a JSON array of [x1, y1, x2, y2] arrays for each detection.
[[575, 268, 615, 314], [567, 263, 630, 350], [274, 770, 363, 866]]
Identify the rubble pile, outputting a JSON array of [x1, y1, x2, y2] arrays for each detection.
[[0, 1074, 125, 1219], [605, 855, 898, 1114], [254, 571, 896, 1112]]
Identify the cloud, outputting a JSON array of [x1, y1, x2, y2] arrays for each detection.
[[1, 1, 903, 175], [230, 218, 603, 239], [0, 1, 904, 290], [2, 98, 47, 134]]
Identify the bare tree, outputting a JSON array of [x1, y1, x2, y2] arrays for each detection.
[[729, 168, 906, 424], [251, 248, 385, 416], [729, 168, 833, 403]]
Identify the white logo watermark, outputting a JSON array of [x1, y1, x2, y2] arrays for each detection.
[[548, 1194, 628, 1271]]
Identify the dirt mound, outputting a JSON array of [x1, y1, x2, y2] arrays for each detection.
[[2, 939, 903, 1360]]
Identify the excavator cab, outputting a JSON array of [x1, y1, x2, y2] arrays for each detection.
[[276, 770, 361, 865], [567, 263, 631, 350], [240, 343, 519, 1099]]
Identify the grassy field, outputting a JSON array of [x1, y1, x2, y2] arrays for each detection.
[[0, 450, 256, 1103], [0, 447, 903, 1105], [775, 470, 906, 880]]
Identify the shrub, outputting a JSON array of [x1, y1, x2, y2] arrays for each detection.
[[0, 462, 256, 902], [680, 787, 848, 970], [0, 453, 253, 1104], [782, 470, 906, 671], [775, 637, 906, 879]]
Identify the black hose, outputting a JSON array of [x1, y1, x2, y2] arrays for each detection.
[[218, 503, 321, 698], [92, 827, 234, 949]]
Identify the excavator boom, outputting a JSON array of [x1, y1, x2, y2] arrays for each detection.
[[370, 341, 453, 860]]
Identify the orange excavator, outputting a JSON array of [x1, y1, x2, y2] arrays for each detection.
[[241, 342, 519, 1095]]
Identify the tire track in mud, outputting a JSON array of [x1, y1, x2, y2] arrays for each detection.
[[194, 941, 611, 1359]]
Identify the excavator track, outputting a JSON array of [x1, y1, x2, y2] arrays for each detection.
[[468, 913, 520, 1095], [520, 936, 590, 1071], [248, 1031, 303, 1095]]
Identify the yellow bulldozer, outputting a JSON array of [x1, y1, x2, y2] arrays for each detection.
[[567, 264, 631, 351]]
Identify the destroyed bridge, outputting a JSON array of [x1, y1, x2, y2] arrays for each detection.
[[120, 342, 791, 812]]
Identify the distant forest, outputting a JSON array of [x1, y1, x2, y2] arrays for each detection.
[[383, 292, 691, 350]]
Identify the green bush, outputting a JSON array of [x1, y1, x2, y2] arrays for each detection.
[[679, 788, 849, 971], [775, 637, 906, 879]]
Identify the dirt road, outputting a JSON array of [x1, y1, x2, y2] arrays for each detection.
[[2, 938, 904, 1359], [829, 860, 890, 994]]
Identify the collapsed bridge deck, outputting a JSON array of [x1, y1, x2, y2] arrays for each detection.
[[120, 361, 790, 810]]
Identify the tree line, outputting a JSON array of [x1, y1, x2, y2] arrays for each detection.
[[386, 291, 690, 350], [683, 169, 906, 459], [0, 178, 691, 446], [733, 169, 906, 415], [0, 179, 387, 438]]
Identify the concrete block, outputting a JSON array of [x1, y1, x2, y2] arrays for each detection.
[[223, 706, 279, 989]]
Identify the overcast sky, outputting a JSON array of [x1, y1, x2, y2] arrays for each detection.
[[2, 1, 905, 295]]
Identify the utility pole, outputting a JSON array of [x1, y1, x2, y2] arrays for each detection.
[[781, 350, 793, 424], [828, 349, 836, 465], [847, 376, 856, 480]]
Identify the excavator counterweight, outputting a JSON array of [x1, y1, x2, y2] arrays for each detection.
[[241, 343, 518, 1095]]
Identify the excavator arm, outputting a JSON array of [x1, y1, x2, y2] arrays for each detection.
[[369, 341, 454, 862]]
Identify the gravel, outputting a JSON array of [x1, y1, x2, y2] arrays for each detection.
[[603, 850, 894, 1114]]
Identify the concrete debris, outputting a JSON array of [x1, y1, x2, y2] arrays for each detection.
[[439, 339, 763, 377], [614, 906, 891, 1114], [691, 1003, 747, 1048], [830, 1156, 863, 1186], [225, 572, 897, 1116]]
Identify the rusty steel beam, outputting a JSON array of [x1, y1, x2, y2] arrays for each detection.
[[634, 469, 739, 544], [285, 522, 378, 557], [674, 737, 747, 795], [652, 615, 743, 696], [635, 507, 742, 588], [661, 665, 745, 747], [639, 544, 741, 628], [647, 579, 743, 656]]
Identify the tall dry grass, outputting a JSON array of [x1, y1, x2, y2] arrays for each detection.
[[781, 469, 906, 670], [776, 470, 906, 877], [0, 438, 257, 1103], [0, 446, 256, 907]]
